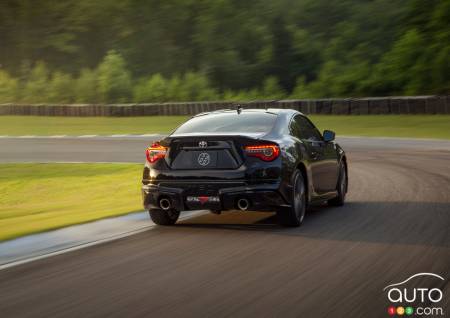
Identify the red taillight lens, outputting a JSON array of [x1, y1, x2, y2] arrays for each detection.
[[145, 142, 167, 163], [244, 144, 280, 161]]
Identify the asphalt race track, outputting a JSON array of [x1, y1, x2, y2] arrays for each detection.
[[0, 136, 449, 317], [1, 135, 450, 163]]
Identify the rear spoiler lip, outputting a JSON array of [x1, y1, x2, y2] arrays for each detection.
[[167, 132, 266, 139]]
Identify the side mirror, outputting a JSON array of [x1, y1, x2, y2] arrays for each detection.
[[323, 130, 335, 142]]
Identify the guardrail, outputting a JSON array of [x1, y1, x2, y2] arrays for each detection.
[[0, 96, 448, 116]]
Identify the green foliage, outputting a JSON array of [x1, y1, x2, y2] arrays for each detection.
[[222, 89, 260, 101], [133, 74, 168, 103], [261, 76, 285, 99], [97, 50, 132, 103], [132, 73, 219, 102], [177, 72, 218, 101], [75, 69, 98, 103], [369, 29, 424, 95], [290, 77, 309, 99], [0, 0, 448, 101], [0, 71, 19, 103], [47, 72, 75, 103], [166, 75, 183, 102], [22, 62, 50, 103]]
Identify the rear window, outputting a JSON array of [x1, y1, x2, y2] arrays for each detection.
[[173, 112, 277, 134]]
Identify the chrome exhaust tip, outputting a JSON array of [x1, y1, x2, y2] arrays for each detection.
[[159, 198, 171, 210], [237, 198, 250, 211]]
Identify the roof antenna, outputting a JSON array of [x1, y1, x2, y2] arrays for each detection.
[[236, 104, 242, 114]]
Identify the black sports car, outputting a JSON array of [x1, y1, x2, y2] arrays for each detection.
[[142, 108, 347, 227]]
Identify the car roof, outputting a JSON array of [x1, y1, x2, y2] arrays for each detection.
[[193, 108, 302, 118]]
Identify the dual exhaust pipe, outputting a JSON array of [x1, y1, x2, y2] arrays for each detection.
[[236, 198, 250, 211], [159, 197, 250, 211], [159, 198, 171, 210]]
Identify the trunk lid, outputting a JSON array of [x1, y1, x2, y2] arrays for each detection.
[[163, 134, 264, 170]]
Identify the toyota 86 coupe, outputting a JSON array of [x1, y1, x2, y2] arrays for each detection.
[[142, 108, 348, 227]]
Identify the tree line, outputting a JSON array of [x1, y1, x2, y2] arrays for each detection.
[[0, 0, 448, 103]]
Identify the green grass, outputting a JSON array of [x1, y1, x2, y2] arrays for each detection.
[[0, 163, 142, 241], [0, 116, 188, 136], [309, 115, 450, 140], [0, 115, 449, 139]]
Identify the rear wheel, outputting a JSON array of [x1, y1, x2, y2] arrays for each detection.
[[328, 161, 347, 206], [149, 209, 180, 225], [277, 170, 306, 227]]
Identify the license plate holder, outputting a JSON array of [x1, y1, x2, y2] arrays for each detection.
[[185, 196, 221, 209]]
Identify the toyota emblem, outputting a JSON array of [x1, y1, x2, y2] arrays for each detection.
[[199, 141, 208, 148]]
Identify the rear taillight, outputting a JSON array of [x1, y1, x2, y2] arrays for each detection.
[[145, 142, 167, 163], [244, 144, 280, 161]]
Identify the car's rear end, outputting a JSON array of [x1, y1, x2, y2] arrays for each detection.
[[142, 110, 289, 216]]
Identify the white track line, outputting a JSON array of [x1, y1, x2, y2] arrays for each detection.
[[0, 134, 161, 139], [0, 210, 207, 270], [0, 161, 142, 164], [0, 226, 152, 271]]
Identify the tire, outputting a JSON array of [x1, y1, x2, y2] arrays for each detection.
[[277, 170, 306, 227], [328, 161, 347, 206], [149, 209, 180, 225]]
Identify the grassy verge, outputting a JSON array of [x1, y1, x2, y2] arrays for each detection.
[[0, 115, 188, 136], [0, 163, 142, 241], [309, 115, 450, 140], [0, 115, 449, 139]]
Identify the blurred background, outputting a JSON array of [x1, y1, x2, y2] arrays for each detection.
[[0, 4, 449, 316], [0, 0, 449, 104]]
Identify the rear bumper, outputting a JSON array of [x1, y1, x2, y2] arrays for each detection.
[[142, 181, 289, 212]]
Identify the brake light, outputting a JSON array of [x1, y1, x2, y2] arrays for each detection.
[[145, 142, 167, 163], [244, 144, 280, 161]]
